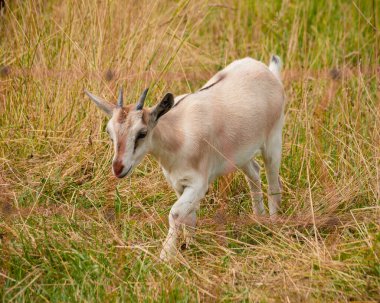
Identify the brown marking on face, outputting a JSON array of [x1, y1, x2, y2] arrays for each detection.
[[117, 109, 127, 123], [116, 105, 134, 123], [112, 133, 127, 169], [116, 139, 126, 158], [112, 105, 136, 163]]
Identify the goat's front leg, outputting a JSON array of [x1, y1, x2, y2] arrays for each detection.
[[160, 184, 206, 261]]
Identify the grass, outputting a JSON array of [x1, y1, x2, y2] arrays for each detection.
[[0, 0, 379, 301]]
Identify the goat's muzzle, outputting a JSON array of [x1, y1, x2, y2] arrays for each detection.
[[113, 160, 125, 178]]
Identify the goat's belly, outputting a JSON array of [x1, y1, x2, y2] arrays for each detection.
[[209, 142, 262, 181]]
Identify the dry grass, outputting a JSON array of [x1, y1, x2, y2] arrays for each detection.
[[0, 0, 379, 302]]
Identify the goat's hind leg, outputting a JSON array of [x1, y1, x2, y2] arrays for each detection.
[[262, 129, 282, 217], [242, 159, 265, 215]]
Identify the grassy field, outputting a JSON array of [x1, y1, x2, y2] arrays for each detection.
[[0, 0, 379, 301]]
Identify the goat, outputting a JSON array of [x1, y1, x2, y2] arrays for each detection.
[[85, 55, 285, 260]]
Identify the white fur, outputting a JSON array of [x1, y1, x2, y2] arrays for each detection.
[[152, 56, 284, 260], [86, 55, 285, 261]]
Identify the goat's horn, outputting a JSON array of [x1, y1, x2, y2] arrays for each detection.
[[136, 88, 149, 110], [117, 87, 123, 108]]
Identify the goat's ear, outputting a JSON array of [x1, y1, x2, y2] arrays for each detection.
[[84, 90, 115, 117], [150, 93, 174, 123]]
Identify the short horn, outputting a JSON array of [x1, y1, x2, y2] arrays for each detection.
[[117, 87, 123, 108], [136, 88, 149, 110]]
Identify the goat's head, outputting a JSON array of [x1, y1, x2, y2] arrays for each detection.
[[85, 87, 174, 178]]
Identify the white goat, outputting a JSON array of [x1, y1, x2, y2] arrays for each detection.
[[85, 55, 284, 260]]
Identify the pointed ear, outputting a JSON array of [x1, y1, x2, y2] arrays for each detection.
[[150, 93, 174, 123], [84, 90, 115, 116]]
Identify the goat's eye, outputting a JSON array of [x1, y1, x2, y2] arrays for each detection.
[[134, 131, 147, 152], [136, 132, 147, 140]]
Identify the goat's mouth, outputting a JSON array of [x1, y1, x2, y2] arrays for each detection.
[[115, 166, 132, 179]]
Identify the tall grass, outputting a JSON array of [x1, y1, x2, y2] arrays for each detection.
[[0, 0, 379, 301]]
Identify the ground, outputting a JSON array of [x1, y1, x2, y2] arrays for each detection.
[[0, 0, 379, 302]]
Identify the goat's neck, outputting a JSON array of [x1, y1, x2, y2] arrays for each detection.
[[149, 119, 179, 171]]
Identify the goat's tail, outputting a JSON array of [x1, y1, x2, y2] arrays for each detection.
[[268, 55, 282, 82]]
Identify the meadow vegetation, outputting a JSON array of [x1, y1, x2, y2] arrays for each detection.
[[0, 0, 379, 301]]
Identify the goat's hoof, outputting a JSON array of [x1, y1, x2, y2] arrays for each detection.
[[159, 248, 176, 262]]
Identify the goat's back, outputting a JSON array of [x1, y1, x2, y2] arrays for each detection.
[[159, 57, 284, 176]]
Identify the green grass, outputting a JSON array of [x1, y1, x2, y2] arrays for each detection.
[[0, 0, 379, 301]]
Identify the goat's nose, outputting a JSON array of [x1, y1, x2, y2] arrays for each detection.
[[112, 160, 124, 176]]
